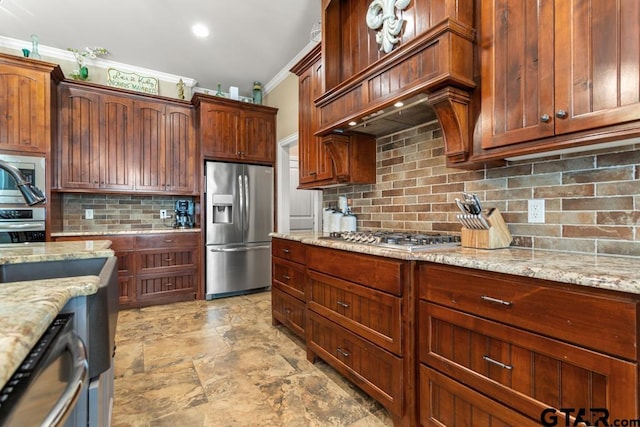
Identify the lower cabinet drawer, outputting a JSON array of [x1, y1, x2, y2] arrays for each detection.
[[271, 287, 306, 339], [419, 263, 638, 360], [419, 302, 638, 422], [137, 270, 197, 302], [272, 257, 306, 300], [307, 311, 403, 416], [308, 270, 402, 355], [137, 248, 197, 273], [420, 365, 539, 427]]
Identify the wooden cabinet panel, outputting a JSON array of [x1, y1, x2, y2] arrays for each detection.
[[419, 263, 638, 360], [134, 100, 197, 194], [58, 86, 101, 189], [307, 311, 403, 416], [306, 245, 404, 296], [137, 270, 196, 302], [272, 257, 306, 300], [480, 0, 640, 154], [271, 287, 306, 339], [420, 302, 638, 422], [308, 270, 402, 355], [479, 0, 555, 149], [58, 85, 135, 191], [0, 56, 59, 154], [271, 238, 306, 264], [197, 95, 276, 165], [137, 248, 196, 273], [200, 102, 240, 160], [100, 95, 135, 190], [242, 110, 275, 164], [420, 366, 540, 427]]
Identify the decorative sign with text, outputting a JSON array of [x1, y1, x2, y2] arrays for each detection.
[[106, 68, 159, 95]]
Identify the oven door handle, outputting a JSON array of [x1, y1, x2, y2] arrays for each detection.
[[0, 221, 45, 231], [42, 332, 88, 427]]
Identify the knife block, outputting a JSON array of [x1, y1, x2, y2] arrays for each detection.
[[460, 208, 512, 249]]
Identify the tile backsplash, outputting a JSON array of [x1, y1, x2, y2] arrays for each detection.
[[323, 121, 640, 257], [60, 194, 195, 232]]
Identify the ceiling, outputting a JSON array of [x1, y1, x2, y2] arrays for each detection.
[[0, 0, 321, 96]]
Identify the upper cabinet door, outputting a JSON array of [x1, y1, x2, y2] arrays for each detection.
[[480, 0, 555, 149], [165, 105, 196, 194], [135, 100, 166, 192], [200, 102, 240, 160], [241, 110, 275, 164], [58, 86, 101, 189], [100, 95, 135, 191], [554, 0, 640, 135], [0, 64, 48, 154]]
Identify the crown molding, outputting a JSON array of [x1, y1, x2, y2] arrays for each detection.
[[263, 41, 319, 95]]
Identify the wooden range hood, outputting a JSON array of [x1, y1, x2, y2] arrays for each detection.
[[315, 0, 477, 166]]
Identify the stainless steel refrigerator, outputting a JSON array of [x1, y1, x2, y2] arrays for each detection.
[[205, 161, 273, 299]]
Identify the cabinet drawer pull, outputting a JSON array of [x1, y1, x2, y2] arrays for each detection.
[[164, 239, 173, 243], [336, 301, 350, 308], [483, 355, 513, 370], [282, 274, 291, 280], [164, 258, 173, 263], [480, 295, 513, 307], [336, 347, 350, 357], [166, 283, 175, 289], [281, 248, 290, 254], [284, 308, 292, 315]]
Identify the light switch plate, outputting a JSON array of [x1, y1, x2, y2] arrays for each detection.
[[85, 209, 94, 220]]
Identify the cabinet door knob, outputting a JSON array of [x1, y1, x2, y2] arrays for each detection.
[[540, 114, 550, 123], [555, 110, 568, 119]]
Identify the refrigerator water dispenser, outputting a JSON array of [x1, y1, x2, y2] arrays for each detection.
[[212, 194, 233, 223]]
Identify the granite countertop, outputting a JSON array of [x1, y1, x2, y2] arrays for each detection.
[[0, 240, 114, 387], [51, 228, 201, 237], [270, 232, 640, 295]]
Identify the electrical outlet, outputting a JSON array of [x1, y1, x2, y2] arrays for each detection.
[[160, 210, 167, 219], [85, 209, 94, 220], [528, 199, 545, 223]]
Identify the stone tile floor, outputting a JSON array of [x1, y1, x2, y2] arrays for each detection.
[[112, 291, 393, 426]]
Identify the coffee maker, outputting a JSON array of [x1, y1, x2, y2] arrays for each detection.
[[174, 200, 194, 228]]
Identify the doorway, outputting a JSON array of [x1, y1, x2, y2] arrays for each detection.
[[276, 134, 322, 233]]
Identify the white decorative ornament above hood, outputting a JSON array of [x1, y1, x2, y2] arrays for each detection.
[[366, 0, 411, 53]]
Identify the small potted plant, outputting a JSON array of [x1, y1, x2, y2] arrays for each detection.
[[68, 47, 109, 80]]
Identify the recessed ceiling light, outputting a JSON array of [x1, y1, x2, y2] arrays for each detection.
[[348, 121, 357, 126], [192, 23, 210, 38], [394, 101, 404, 108]]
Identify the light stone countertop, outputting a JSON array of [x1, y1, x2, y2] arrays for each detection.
[[271, 232, 640, 295], [0, 240, 114, 387], [51, 228, 201, 237]]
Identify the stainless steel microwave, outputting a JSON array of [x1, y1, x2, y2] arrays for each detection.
[[0, 154, 45, 205]]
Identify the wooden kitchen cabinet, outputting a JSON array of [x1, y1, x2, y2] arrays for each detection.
[[271, 238, 307, 339], [57, 84, 135, 191], [479, 0, 640, 154], [135, 100, 197, 194], [291, 46, 376, 188], [196, 94, 277, 165], [0, 54, 62, 155], [418, 263, 639, 424], [305, 245, 415, 426], [291, 46, 334, 187], [53, 232, 199, 309]]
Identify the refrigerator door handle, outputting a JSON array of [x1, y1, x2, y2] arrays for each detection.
[[209, 245, 271, 253], [243, 174, 249, 232], [238, 173, 244, 217]]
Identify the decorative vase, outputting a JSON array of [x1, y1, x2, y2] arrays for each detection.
[[30, 34, 41, 60], [79, 66, 89, 80], [21, 49, 30, 58], [215, 83, 224, 97], [253, 81, 263, 105]]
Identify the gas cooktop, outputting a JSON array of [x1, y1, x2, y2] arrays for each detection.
[[326, 231, 461, 252]]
